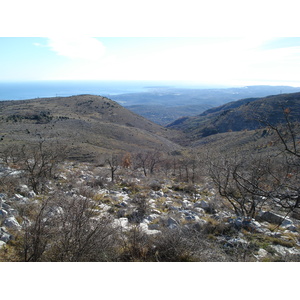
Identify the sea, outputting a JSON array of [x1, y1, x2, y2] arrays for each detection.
[[0, 80, 206, 101]]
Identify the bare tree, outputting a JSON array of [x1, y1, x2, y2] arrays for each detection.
[[134, 150, 162, 177], [105, 153, 120, 182], [175, 155, 199, 184], [209, 154, 270, 218], [211, 106, 300, 218], [260, 107, 300, 159], [257, 106, 300, 213], [1, 140, 66, 194]]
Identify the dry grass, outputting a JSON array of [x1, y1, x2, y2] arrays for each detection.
[[0, 95, 182, 160]]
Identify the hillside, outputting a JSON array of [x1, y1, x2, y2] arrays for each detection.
[[0, 95, 182, 161], [1, 93, 300, 262], [167, 92, 300, 142], [114, 85, 300, 125]]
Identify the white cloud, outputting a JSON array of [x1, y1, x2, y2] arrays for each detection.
[[46, 37, 106, 60], [38, 37, 300, 86], [106, 38, 268, 82], [153, 38, 300, 85]]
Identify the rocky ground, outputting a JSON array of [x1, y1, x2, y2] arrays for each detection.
[[1, 161, 300, 262]]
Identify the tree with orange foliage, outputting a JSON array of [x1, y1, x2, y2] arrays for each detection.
[[121, 152, 132, 169]]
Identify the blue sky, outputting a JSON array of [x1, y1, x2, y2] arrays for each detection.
[[1, 37, 300, 86], [1, 0, 300, 87]]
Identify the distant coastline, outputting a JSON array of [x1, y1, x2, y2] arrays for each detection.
[[0, 80, 213, 101], [0, 80, 149, 101]]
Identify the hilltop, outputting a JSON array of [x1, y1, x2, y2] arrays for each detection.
[[0, 95, 182, 161]]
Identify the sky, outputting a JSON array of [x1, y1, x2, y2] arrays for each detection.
[[1, 1, 300, 87], [1, 37, 300, 87]]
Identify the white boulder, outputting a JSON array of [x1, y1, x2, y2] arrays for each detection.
[[139, 223, 160, 235], [3, 216, 21, 230], [254, 248, 268, 261], [114, 217, 129, 230]]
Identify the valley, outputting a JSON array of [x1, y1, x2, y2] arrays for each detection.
[[0, 90, 300, 261], [115, 85, 300, 125]]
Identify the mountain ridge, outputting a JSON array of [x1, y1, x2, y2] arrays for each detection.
[[167, 92, 300, 142]]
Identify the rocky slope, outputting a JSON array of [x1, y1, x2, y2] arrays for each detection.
[[1, 161, 300, 261]]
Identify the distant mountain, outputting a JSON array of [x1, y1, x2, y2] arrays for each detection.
[[167, 92, 300, 142], [0, 95, 181, 161], [111, 85, 300, 125]]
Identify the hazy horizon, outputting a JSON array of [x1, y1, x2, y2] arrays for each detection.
[[0, 79, 223, 101], [1, 37, 300, 87], [1, 79, 300, 101]]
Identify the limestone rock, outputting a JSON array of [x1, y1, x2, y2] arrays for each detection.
[[13, 194, 29, 203], [271, 245, 300, 257], [225, 237, 248, 248], [149, 209, 161, 215], [193, 207, 205, 215], [0, 227, 11, 243], [139, 223, 160, 235], [28, 190, 37, 198], [194, 200, 215, 213], [281, 218, 295, 229], [194, 200, 209, 209], [285, 225, 297, 232], [114, 217, 129, 230], [257, 211, 286, 225], [156, 191, 164, 197], [0, 193, 6, 209], [3, 216, 21, 230], [0, 209, 8, 222], [18, 184, 30, 194], [165, 217, 179, 229], [145, 214, 160, 222], [0, 193, 7, 200], [255, 248, 268, 260], [182, 199, 193, 209]]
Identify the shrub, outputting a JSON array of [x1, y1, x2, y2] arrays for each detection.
[[7, 192, 119, 262], [201, 217, 235, 236], [127, 194, 149, 223], [118, 225, 151, 262], [149, 180, 162, 191]]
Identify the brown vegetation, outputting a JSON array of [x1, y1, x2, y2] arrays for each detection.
[[1, 93, 300, 261]]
